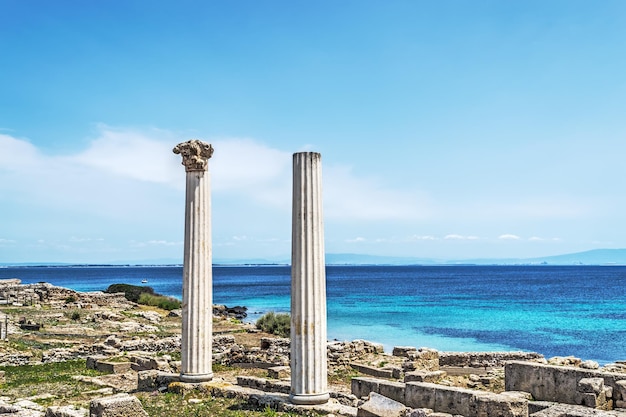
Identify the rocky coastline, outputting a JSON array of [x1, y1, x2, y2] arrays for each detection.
[[1, 278, 625, 417]]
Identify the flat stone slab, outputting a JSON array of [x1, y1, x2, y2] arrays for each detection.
[[530, 403, 626, 417], [357, 392, 406, 417], [89, 394, 148, 417], [172, 379, 358, 416]]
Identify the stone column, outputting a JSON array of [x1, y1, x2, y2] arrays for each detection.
[[290, 152, 329, 405], [173, 139, 214, 383]]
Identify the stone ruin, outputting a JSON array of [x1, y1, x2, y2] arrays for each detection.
[[4, 143, 625, 416]]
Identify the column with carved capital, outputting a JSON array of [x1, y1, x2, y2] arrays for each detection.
[[290, 152, 329, 405], [173, 139, 214, 383]]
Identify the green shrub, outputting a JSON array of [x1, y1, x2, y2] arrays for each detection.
[[137, 293, 181, 311], [70, 311, 81, 321], [105, 283, 155, 303], [256, 312, 290, 338]]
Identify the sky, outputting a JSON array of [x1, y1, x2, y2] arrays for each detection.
[[1, 0, 626, 264]]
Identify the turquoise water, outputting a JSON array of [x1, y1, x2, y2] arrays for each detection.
[[2, 264, 625, 363]]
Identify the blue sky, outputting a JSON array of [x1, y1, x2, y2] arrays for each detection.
[[1, 1, 625, 263]]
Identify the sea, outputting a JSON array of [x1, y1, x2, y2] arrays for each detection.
[[1, 264, 624, 364]]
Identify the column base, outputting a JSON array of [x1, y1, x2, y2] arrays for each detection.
[[179, 372, 213, 383], [289, 392, 330, 405]]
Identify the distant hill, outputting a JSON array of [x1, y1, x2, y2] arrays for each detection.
[[430, 249, 626, 266], [3, 248, 626, 267], [528, 248, 626, 265], [325, 253, 440, 265], [326, 249, 626, 265]]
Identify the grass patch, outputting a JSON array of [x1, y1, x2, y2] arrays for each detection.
[[0, 359, 106, 404], [256, 312, 290, 338], [138, 393, 304, 417], [1, 359, 102, 387], [328, 366, 361, 385], [8, 337, 73, 352], [137, 293, 181, 311]]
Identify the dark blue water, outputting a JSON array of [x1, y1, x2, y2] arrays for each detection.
[[1, 265, 624, 363]]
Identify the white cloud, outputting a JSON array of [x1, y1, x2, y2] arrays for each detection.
[[70, 125, 182, 187], [1, 128, 432, 227], [408, 235, 437, 241], [129, 240, 182, 248], [499, 234, 521, 240], [209, 138, 292, 209], [346, 237, 367, 243], [529, 236, 562, 242], [324, 165, 430, 221], [444, 234, 479, 240]]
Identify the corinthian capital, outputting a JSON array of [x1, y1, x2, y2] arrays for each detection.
[[173, 140, 214, 172]]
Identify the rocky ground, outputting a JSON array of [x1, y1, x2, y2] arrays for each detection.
[[1, 279, 624, 417]]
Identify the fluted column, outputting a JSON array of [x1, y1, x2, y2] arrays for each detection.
[[173, 139, 214, 383], [290, 152, 329, 405]]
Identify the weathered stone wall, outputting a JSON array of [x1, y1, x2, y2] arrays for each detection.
[[405, 381, 528, 417], [439, 351, 544, 367], [328, 339, 385, 365], [0, 280, 132, 310], [351, 376, 528, 417], [505, 360, 626, 408]]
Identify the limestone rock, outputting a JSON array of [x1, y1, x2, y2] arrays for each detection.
[[392, 347, 417, 358], [547, 356, 582, 367], [45, 405, 88, 416], [89, 394, 148, 417], [357, 392, 406, 417]]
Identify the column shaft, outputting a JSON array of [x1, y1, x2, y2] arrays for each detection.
[[174, 139, 214, 384], [290, 152, 329, 405]]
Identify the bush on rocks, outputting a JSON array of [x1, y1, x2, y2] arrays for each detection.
[[105, 283, 181, 310], [256, 312, 290, 338], [105, 284, 155, 303]]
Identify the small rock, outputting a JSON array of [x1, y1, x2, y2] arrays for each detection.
[[580, 360, 599, 370]]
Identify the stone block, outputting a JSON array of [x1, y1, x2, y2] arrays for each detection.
[[406, 382, 527, 417], [351, 363, 395, 379], [476, 393, 528, 417], [130, 356, 153, 371], [136, 370, 179, 392], [404, 370, 446, 383], [505, 360, 626, 407], [405, 382, 437, 410], [616, 380, 626, 401], [505, 361, 584, 404], [392, 346, 417, 358], [267, 366, 290, 379], [576, 392, 598, 407], [89, 394, 148, 417], [527, 400, 555, 414], [86, 356, 106, 370], [578, 377, 604, 394], [237, 376, 267, 390], [581, 360, 600, 370], [95, 361, 131, 374], [352, 377, 381, 399], [378, 380, 406, 404], [45, 405, 88, 416], [265, 379, 290, 394], [390, 366, 402, 380], [357, 392, 406, 417]]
